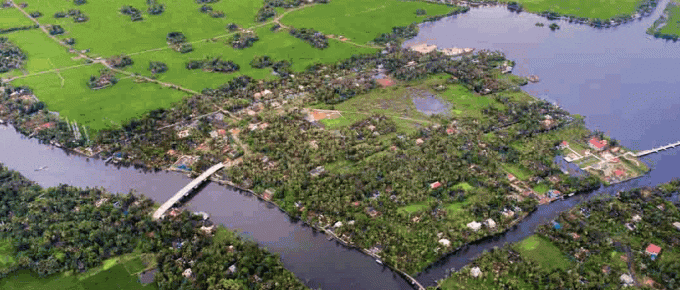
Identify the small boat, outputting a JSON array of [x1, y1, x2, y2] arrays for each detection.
[[34, 166, 47, 171], [375, 259, 383, 265]]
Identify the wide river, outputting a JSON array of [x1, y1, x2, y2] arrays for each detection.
[[2, 1, 680, 289]]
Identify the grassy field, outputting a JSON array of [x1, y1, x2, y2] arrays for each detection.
[[515, 235, 571, 272], [21, 0, 263, 57], [656, 3, 680, 37], [281, 0, 457, 44], [318, 79, 486, 132], [398, 202, 430, 214], [533, 183, 549, 194], [0, 8, 35, 30], [0, 253, 156, 290], [121, 25, 377, 91], [12, 65, 189, 131], [509, 0, 644, 19], [502, 163, 532, 181], [0, 29, 80, 76]]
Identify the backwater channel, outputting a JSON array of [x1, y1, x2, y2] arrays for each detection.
[[2, 1, 680, 289]]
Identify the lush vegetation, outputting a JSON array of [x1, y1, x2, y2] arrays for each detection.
[[503, 0, 647, 20], [280, 0, 461, 44], [0, 165, 307, 289], [437, 180, 680, 289], [648, 2, 680, 40], [0, 38, 26, 73]]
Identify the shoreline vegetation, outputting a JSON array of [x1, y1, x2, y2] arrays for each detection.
[[0, 165, 308, 289], [435, 181, 680, 290], [647, 0, 680, 40], [424, 0, 659, 29], [0, 0, 660, 288]]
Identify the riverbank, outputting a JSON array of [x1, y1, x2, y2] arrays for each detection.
[[647, 0, 680, 39], [435, 181, 680, 289], [426, 0, 658, 29]]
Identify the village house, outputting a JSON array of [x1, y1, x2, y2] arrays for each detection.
[[673, 221, 680, 230], [632, 214, 642, 223], [467, 221, 482, 231], [485, 218, 496, 229], [438, 239, 451, 247], [416, 138, 424, 145], [365, 207, 381, 218], [620, 273, 634, 287], [182, 268, 193, 278], [309, 166, 325, 177], [589, 137, 607, 151], [645, 243, 661, 260], [470, 267, 482, 278], [227, 264, 237, 275], [430, 181, 442, 189], [262, 189, 274, 201], [177, 129, 190, 139], [507, 173, 517, 182]]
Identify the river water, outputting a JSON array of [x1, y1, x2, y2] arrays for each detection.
[[2, 2, 680, 289]]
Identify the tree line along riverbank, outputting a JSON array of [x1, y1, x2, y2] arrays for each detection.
[[0, 164, 308, 289]]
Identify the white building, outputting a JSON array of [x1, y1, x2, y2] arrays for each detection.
[[470, 267, 482, 278], [620, 273, 634, 287], [467, 221, 482, 231], [438, 239, 451, 247]]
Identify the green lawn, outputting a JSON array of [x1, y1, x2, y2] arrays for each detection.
[[502, 163, 532, 181], [508, 0, 644, 20], [439, 84, 495, 118], [515, 235, 571, 272], [0, 8, 35, 30], [281, 0, 457, 44], [398, 202, 430, 214], [0, 264, 155, 290], [533, 183, 549, 194], [0, 239, 15, 269], [12, 65, 189, 131], [452, 182, 473, 191]]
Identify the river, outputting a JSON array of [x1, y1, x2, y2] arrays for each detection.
[[3, 2, 680, 289]]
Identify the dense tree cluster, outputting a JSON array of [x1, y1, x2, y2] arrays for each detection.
[[255, 0, 330, 22], [0, 24, 38, 34], [107, 54, 134, 68], [250, 55, 273, 69], [373, 23, 419, 45], [73, 0, 87, 5], [28, 11, 42, 18], [226, 23, 239, 31], [289, 27, 328, 49], [146, 0, 165, 15], [148, 61, 168, 74], [63, 38, 76, 45], [47, 25, 65, 35], [415, 8, 427, 15], [87, 68, 118, 90], [0, 38, 26, 73], [230, 31, 259, 49], [64, 9, 89, 23], [166, 32, 193, 53], [0, 166, 308, 289], [120, 5, 143, 21], [186, 57, 240, 73], [439, 182, 680, 289]]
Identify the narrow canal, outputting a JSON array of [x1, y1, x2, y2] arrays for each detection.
[[2, 1, 680, 289]]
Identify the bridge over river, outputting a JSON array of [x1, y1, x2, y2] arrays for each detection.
[[152, 163, 225, 220], [635, 141, 680, 157]]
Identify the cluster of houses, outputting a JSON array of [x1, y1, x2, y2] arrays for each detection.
[[408, 43, 474, 57], [560, 137, 642, 183], [507, 172, 564, 205]]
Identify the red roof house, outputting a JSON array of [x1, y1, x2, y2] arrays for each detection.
[[589, 138, 607, 151], [376, 78, 396, 87], [507, 174, 517, 182], [430, 181, 442, 189], [645, 244, 661, 257], [614, 170, 625, 177]]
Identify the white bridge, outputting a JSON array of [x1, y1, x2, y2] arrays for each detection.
[[635, 141, 680, 157], [152, 163, 225, 220]]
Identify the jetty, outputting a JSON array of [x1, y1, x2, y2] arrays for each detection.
[[635, 141, 680, 157], [152, 162, 225, 220]]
